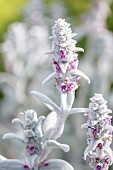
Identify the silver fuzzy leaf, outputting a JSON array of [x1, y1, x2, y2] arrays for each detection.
[[39, 159, 74, 170], [31, 91, 60, 113], [0, 160, 29, 170]]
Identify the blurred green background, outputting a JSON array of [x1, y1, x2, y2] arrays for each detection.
[[0, 0, 113, 70]]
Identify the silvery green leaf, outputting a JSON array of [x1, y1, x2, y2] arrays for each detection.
[[0, 159, 27, 170], [43, 112, 57, 133], [67, 92, 75, 112], [59, 42, 67, 48], [91, 120, 98, 126], [42, 72, 56, 86], [31, 91, 60, 113], [75, 47, 84, 52], [84, 146, 91, 160], [42, 128, 56, 141], [59, 63, 68, 74], [104, 147, 113, 165], [61, 93, 85, 114], [60, 93, 68, 114], [36, 116, 45, 137], [12, 118, 24, 128], [39, 159, 74, 170], [81, 123, 88, 129], [102, 109, 112, 114], [71, 33, 77, 38], [25, 118, 32, 126], [24, 129, 35, 138], [84, 138, 102, 158], [45, 140, 70, 152], [69, 108, 89, 115], [71, 69, 90, 84], [3, 133, 24, 143], [37, 116, 45, 127], [43, 112, 65, 140], [0, 155, 7, 161], [25, 154, 37, 169], [45, 50, 55, 54]]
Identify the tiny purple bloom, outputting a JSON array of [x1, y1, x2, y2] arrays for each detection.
[[92, 129, 97, 136], [60, 54, 66, 60], [53, 60, 58, 65], [27, 144, 36, 154], [96, 165, 102, 170], [97, 143, 103, 150], [23, 164, 29, 169], [106, 117, 111, 125], [105, 157, 109, 164], [59, 49, 64, 54], [56, 65, 61, 73], [70, 60, 78, 70], [41, 161, 49, 167], [61, 84, 67, 92], [68, 83, 74, 92]]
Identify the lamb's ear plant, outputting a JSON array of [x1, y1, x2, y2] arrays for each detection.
[[0, 18, 112, 170]]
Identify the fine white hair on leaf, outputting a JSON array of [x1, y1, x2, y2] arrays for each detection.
[[39, 159, 74, 170], [75, 47, 84, 52], [2, 133, 25, 143], [25, 154, 37, 169], [45, 140, 70, 152], [71, 69, 90, 84], [70, 108, 89, 115], [42, 72, 56, 86], [43, 112, 57, 133], [59, 63, 69, 74], [12, 118, 24, 128], [0, 159, 27, 170], [31, 91, 60, 113], [67, 92, 75, 112]]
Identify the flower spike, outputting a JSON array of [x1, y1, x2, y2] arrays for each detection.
[[82, 94, 113, 170], [43, 18, 90, 95]]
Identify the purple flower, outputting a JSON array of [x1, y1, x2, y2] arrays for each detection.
[[96, 165, 102, 170], [59, 49, 65, 54], [92, 129, 97, 136], [97, 143, 103, 150], [53, 60, 58, 65], [105, 157, 109, 164], [67, 83, 74, 92], [60, 54, 66, 60], [27, 144, 36, 154], [70, 58, 78, 70], [53, 60, 61, 73], [41, 161, 49, 167], [106, 117, 111, 125], [56, 65, 61, 73], [61, 83, 67, 92], [23, 164, 29, 169]]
